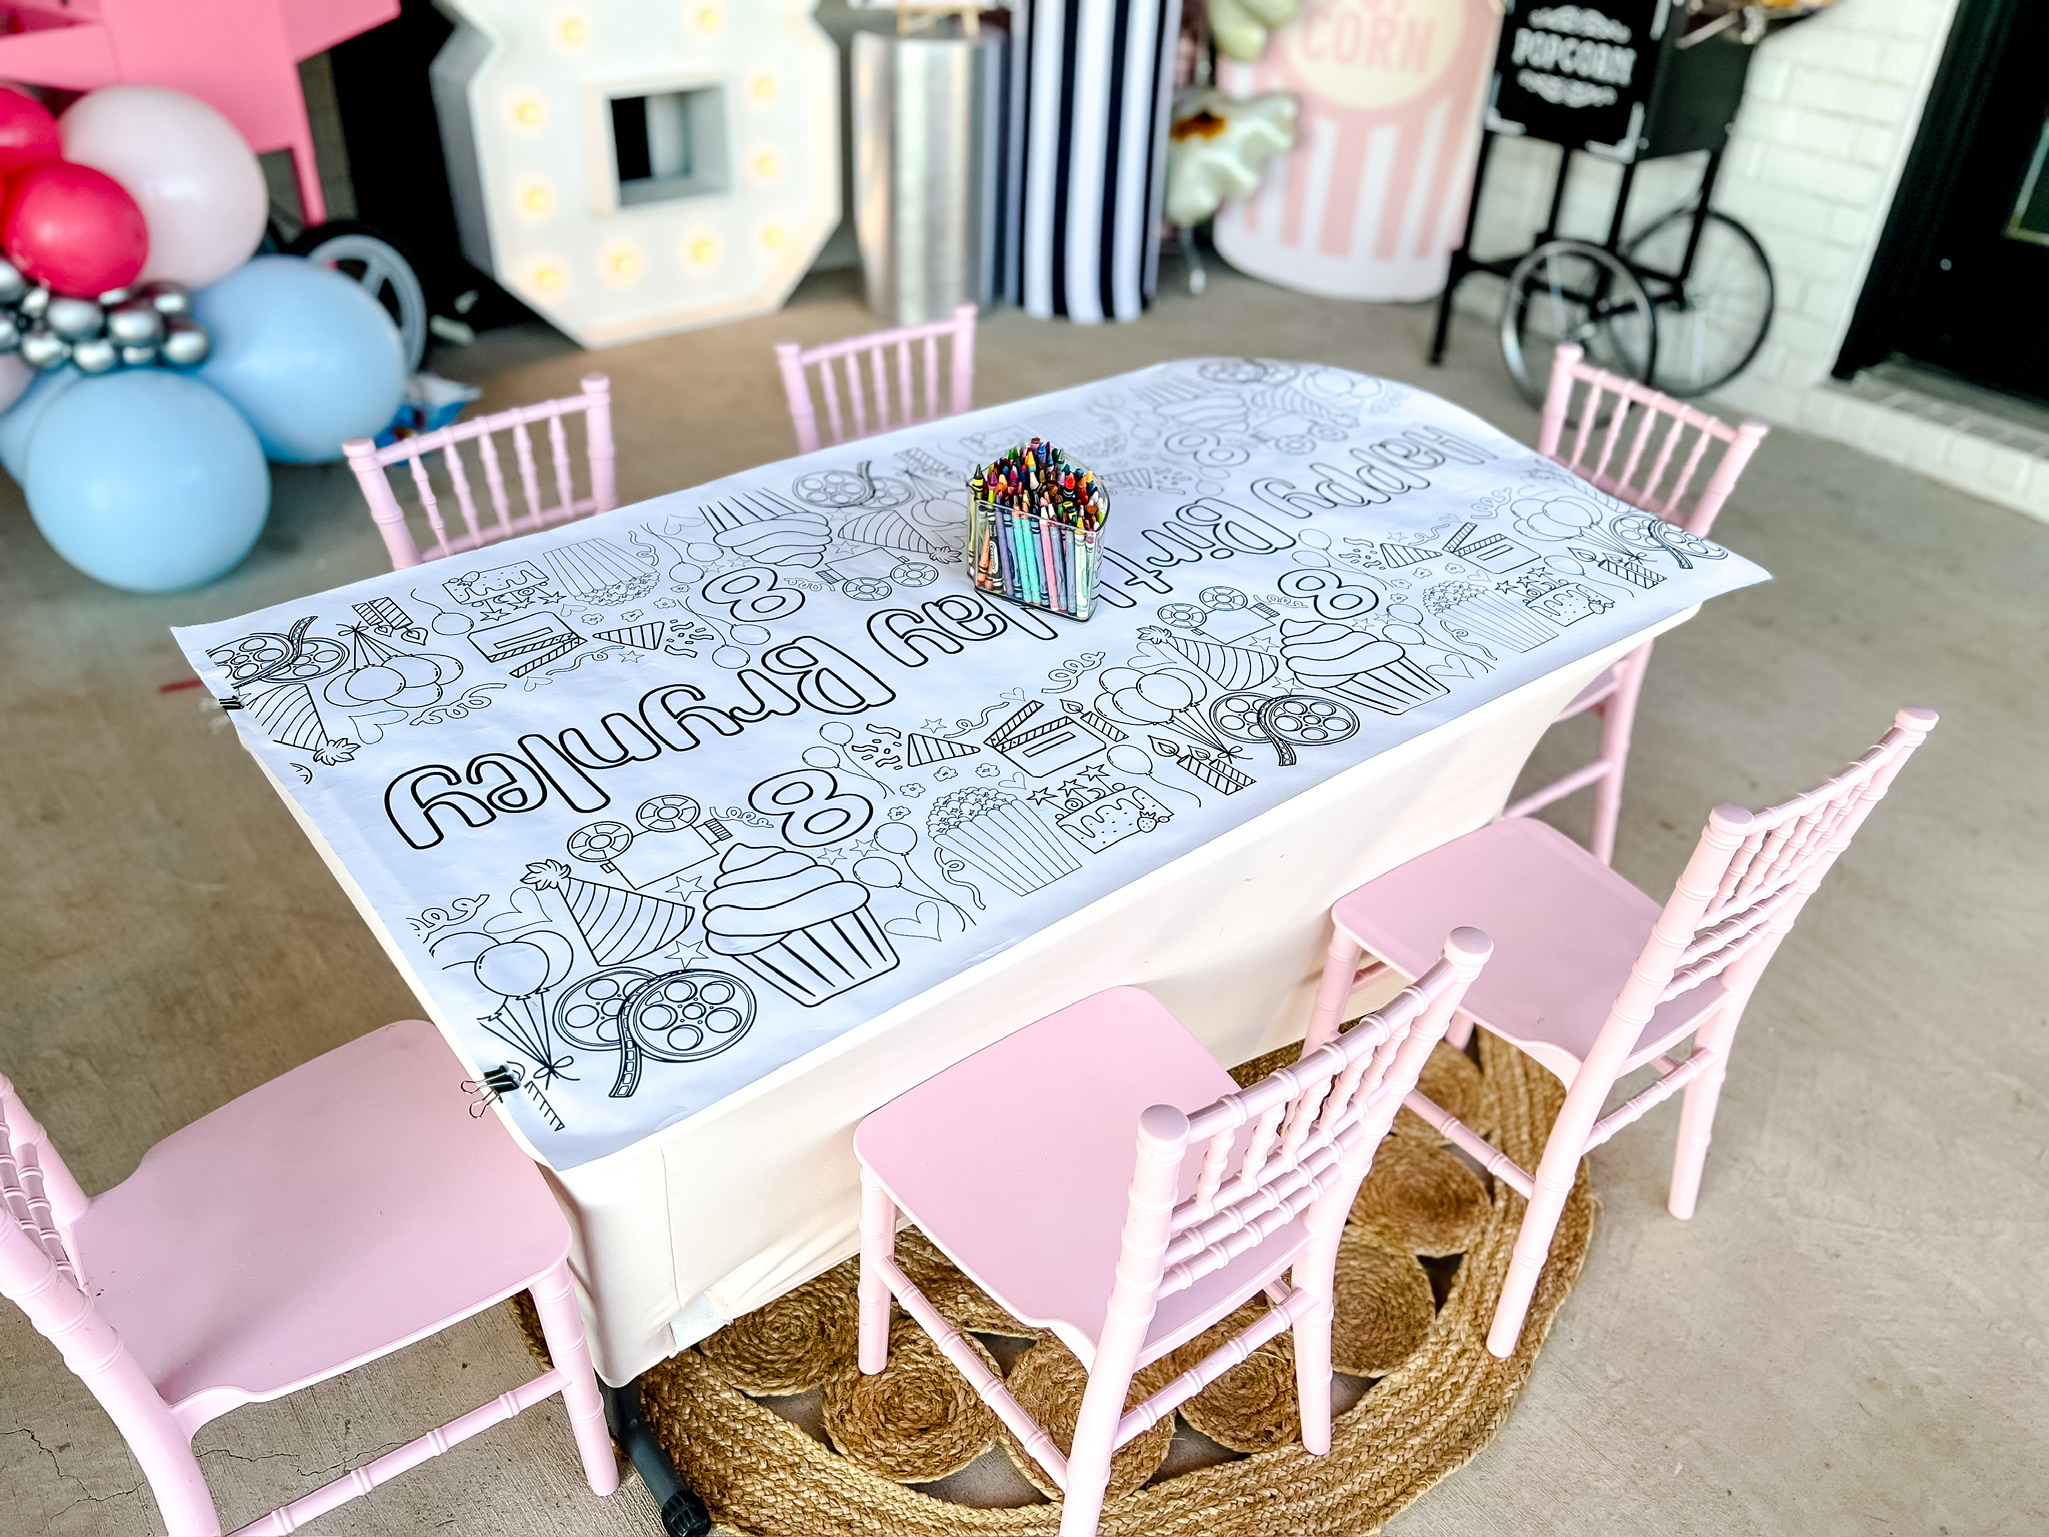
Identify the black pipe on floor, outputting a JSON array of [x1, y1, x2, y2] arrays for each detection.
[[604, 1379, 713, 1537]]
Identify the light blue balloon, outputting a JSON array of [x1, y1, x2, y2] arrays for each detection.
[[195, 254, 405, 464], [0, 367, 82, 483], [27, 370, 270, 592]]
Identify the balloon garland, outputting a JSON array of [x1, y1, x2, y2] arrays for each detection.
[[0, 83, 405, 592]]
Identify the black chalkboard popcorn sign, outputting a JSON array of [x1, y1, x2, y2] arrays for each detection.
[[1483, 0, 1752, 164]]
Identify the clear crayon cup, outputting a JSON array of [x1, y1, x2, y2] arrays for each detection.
[[966, 477, 1108, 621]]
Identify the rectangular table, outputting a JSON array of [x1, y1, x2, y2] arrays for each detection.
[[176, 360, 1765, 1382]]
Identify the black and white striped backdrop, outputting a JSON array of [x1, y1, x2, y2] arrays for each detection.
[[1001, 0, 1185, 323]]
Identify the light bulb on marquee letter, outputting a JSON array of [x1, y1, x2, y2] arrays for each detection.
[[434, 0, 839, 347]]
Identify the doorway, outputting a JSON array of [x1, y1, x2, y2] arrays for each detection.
[[1836, 0, 2049, 402]]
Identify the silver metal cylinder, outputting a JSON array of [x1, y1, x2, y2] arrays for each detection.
[[853, 29, 1003, 326]]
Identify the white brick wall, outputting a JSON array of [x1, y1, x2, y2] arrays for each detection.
[[1453, 0, 2049, 520]]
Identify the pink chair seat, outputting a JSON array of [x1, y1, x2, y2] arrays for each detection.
[[71, 1021, 569, 1431], [855, 990, 1308, 1369], [1331, 818, 1728, 1086]]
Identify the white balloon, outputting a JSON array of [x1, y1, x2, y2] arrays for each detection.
[[60, 87, 267, 290]]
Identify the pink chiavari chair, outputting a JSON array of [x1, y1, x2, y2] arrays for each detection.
[[1307, 707, 1936, 1357], [775, 303, 977, 454], [855, 932, 1491, 1537], [0, 1020, 619, 1535], [1505, 341, 1771, 863], [343, 373, 618, 571]]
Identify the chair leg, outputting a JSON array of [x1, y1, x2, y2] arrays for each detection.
[[1485, 1076, 1602, 1358], [1444, 1008, 1476, 1051], [1058, 1366, 1130, 1537], [121, 1416, 221, 1535], [1589, 644, 1650, 866], [858, 1170, 897, 1374], [1304, 931, 1365, 1054], [1668, 1047, 1730, 1220], [1289, 1275, 1335, 1456], [529, 1262, 622, 1497], [1486, 1172, 1574, 1359]]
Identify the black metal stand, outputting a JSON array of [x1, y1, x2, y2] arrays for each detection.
[[604, 1379, 713, 1537], [1427, 135, 1728, 366]]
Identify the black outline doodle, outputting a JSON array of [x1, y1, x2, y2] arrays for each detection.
[[1033, 766, 1173, 852], [444, 560, 564, 618], [1211, 691, 1362, 765]]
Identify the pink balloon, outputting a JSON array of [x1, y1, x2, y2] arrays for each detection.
[[2, 162, 148, 296], [0, 86, 59, 174], [60, 86, 266, 289]]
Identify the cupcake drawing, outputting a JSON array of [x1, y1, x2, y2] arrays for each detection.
[[701, 843, 898, 1006], [1422, 581, 1557, 654], [1279, 620, 1448, 715], [927, 788, 1084, 896]]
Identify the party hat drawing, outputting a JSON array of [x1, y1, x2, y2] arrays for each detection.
[[522, 859, 695, 966], [243, 681, 357, 764], [595, 623, 666, 651], [1379, 542, 1433, 568], [903, 733, 981, 767], [1139, 627, 1280, 691], [839, 507, 949, 558]]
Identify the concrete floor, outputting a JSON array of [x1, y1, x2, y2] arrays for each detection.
[[2, 263, 2043, 1536]]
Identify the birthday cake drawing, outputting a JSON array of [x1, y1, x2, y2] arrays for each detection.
[[1035, 770, 1173, 853]]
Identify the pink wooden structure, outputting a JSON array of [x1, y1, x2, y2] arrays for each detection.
[[344, 373, 616, 571], [855, 932, 1490, 1537], [775, 303, 977, 455], [0, 0, 397, 228], [0, 1019, 619, 1534], [1307, 707, 1937, 1356], [1505, 341, 1771, 863]]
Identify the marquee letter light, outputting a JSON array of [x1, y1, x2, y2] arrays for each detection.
[[433, 1, 839, 347]]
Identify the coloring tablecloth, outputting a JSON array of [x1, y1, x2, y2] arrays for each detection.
[[176, 357, 1765, 1168], [177, 360, 1766, 1374]]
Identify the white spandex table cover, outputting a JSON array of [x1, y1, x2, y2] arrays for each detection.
[[175, 360, 1764, 1382]]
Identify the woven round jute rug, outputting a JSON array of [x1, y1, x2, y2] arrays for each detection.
[[527, 1029, 1594, 1536]]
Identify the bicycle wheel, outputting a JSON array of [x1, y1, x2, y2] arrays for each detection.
[[287, 222, 428, 373], [1500, 240, 1658, 407], [1624, 208, 1773, 397]]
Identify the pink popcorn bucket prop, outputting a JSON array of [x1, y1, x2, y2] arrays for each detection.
[[1215, 0, 1502, 301]]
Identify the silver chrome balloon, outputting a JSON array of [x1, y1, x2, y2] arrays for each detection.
[[72, 336, 119, 374], [19, 284, 50, 320], [119, 342, 159, 368], [143, 282, 193, 317], [0, 317, 18, 355], [107, 301, 165, 346], [160, 318, 211, 367], [19, 329, 70, 370], [0, 259, 27, 305], [97, 286, 132, 308], [45, 296, 104, 341]]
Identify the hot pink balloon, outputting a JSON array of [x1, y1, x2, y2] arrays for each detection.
[[2, 161, 148, 295], [0, 86, 59, 174]]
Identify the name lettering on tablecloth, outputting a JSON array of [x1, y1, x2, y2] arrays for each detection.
[[175, 359, 1764, 1163]]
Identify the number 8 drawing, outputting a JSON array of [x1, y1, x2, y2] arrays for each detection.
[[748, 768, 874, 847]]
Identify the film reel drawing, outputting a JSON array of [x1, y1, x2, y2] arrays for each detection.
[[1210, 691, 1362, 766], [556, 966, 758, 1098]]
